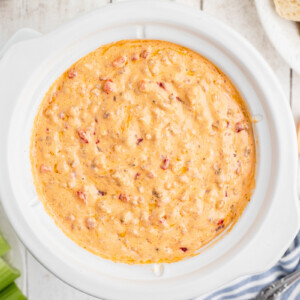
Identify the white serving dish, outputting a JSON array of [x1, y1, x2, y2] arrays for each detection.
[[0, 28, 39, 297], [0, 1, 299, 299], [255, 0, 300, 74]]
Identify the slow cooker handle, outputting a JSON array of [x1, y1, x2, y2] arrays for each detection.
[[255, 125, 300, 300], [0, 28, 41, 60]]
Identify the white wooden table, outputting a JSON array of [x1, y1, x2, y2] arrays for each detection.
[[0, 0, 299, 299]]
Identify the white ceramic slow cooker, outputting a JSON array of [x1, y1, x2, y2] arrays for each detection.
[[0, 1, 299, 299]]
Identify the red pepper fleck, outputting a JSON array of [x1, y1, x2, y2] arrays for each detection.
[[157, 82, 167, 90], [46, 128, 49, 133], [134, 172, 141, 180], [112, 56, 125, 67], [180, 247, 188, 252], [216, 224, 225, 231], [98, 190, 107, 196], [68, 69, 77, 79], [141, 50, 149, 59], [217, 219, 224, 225], [136, 138, 144, 145], [77, 129, 89, 143], [77, 191, 87, 204], [226, 121, 230, 129], [131, 53, 139, 61], [160, 158, 170, 170], [225, 191, 228, 197], [119, 193, 129, 202], [103, 79, 115, 94], [95, 139, 100, 144], [235, 122, 245, 133], [176, 96, 182, 102], [159, 217, 166, 224]]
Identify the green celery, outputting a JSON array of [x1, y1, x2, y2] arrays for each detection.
[[0, 258, 20, 291], [0, 234, 10, 257], [0, 282, 27, 300]]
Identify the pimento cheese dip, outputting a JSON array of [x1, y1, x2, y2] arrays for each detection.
[[31, 40, 255, 264]]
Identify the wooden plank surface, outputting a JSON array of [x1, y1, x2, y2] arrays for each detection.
[[0, 0, 108, 46], [204, 0, 291, 102], [0, 0, 298, 299]]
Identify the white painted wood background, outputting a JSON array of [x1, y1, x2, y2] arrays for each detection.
[[0, 0, 299, 299]]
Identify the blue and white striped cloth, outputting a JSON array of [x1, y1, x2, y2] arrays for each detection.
[[197, 233, 300, 300]]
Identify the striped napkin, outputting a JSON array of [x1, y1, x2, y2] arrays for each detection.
[[197, 233, 300, 300]]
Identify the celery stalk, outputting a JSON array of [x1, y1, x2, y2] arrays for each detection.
[[0, 282, 27, 300], [0, 258, 20, 291], [0, 235, 10, 257]]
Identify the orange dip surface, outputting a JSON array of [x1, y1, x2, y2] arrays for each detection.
[[30, 40, 256, 264]]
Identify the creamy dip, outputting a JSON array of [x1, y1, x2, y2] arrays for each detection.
[[31, 40, 256, 264]]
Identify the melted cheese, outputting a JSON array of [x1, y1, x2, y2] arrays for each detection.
[[30, 40, 256, 264]]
